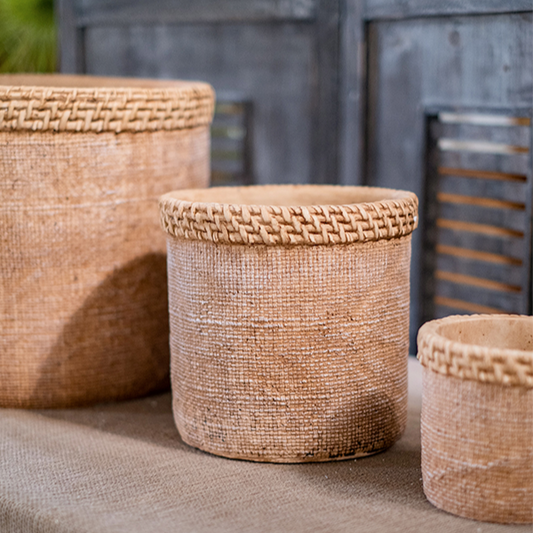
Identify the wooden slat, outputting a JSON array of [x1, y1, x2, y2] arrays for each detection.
[[438, 112, 531, 127], [434, 296, 503, 315], [437, 192, 526, 211], [438, 166, 528, 183], [312, 0, 341, 184], [438, 138, 529, 155], [211, 126, 246, 140], [436, 270, 522, 293], [215, 103, 245, 115], [436, 244, 523, 266], [365, 0, 533, 20], [338, 0, 365, 186], [436, 122, 531, 149], [437, 219, 525, 238], [76, 0, 317, 26]]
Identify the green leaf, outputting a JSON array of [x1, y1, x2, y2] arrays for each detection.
[[0, 0, 56, 73]]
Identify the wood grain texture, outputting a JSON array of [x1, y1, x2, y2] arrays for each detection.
[[312, 0, 341, 184], [338, 0, 365, 185], [365, 12, 533, 345], [57, 0, 85, 73], [62, 0, 342, 186], [75, 0, 317, 25], [365, 0, 533, 21], [83, 22, 316, 185]]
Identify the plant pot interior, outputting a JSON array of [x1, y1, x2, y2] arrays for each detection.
[[165, 184, 413, 208], [435, 315, 533, 352]]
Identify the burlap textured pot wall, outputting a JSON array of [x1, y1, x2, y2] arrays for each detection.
[[160, 185, 418, 462], [0, 74, 214, 408], [417, 315, 533, 524]]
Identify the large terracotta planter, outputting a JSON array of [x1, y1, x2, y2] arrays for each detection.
[[0, 74, 214, 407]]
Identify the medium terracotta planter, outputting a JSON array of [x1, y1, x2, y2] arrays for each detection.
[[160, 184, 418, 462]]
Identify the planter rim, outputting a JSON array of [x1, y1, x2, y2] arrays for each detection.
[[159, 184, 418, 246], [0, 74, 214, 134], [417, 314, 533, 388]]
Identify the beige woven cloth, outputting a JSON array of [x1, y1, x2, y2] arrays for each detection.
[[2, 358, 528, 533]]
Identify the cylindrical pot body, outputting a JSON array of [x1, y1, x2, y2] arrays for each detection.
[[0, 74, 214, 407], [160, 185, 418, 462], [417, 314, 533, 524]]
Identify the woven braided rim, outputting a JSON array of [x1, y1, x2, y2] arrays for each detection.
[[417, 315, 533, 388], [0, 74, 214, 133], [159, 185, 418, 246]]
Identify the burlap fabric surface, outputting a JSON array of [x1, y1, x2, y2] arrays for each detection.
[[0, 74, 214, 408], [160, 185, 418, 462], [2, 358, 529, 533], [418, 315, 533, 524]]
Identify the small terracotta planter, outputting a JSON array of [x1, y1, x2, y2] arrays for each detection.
[[418, 314, 533, 524], [160, 184, 418, 462]]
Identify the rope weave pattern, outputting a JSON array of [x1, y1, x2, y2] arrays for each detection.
[[0, 85, 214, 133], [160, 195, 418, 246], [417, 317, 533, 388]]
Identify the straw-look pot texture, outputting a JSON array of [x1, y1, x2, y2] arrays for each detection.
[[417, 314, 533, 524], [160, 185, 418, 462], [0, 74, 214, 408]]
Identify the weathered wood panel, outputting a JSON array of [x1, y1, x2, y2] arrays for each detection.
[[57, 0, 533, 342], [76, 0, 317, 25], [59, 0, 342, 186], [84, 23, 316, 185], [311, 0, 340, 184], [338, 0, 365, 185], [211, 102, 253, 186], [366, 13, 533, 347], [57, 0, 85, 73], [426, 113, 531, 320]]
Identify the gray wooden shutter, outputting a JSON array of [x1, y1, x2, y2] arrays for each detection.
[[57, 0, 341, 186], [57, 0, 533, 350], [362, 4, 533, 347], [422, 110, 532, 322]]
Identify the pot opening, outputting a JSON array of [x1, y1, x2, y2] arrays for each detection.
[[437, 316, 533, 353], [166, 184, 412, 208]]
